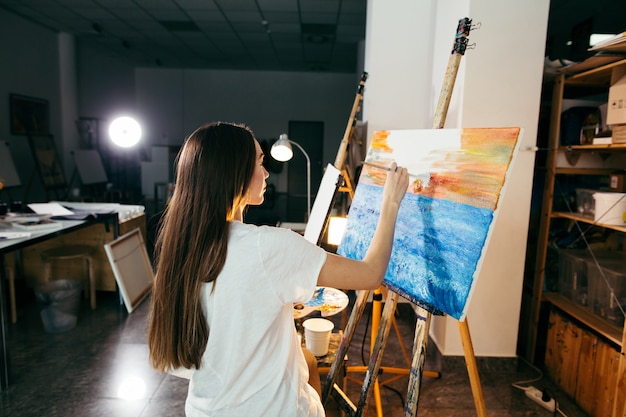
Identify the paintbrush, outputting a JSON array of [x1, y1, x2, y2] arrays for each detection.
[[362, 161, 419, 178]]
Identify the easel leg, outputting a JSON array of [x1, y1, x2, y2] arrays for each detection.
[[322, 289, 371, 412], [355, 290, 399, 417], [366, 288, 439, 414], [370, 288, 384, 417], [403, 306, 431, 417], [458, 319, 487, 417]]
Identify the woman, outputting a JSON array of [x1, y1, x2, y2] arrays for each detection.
[[148, 122, 408, 416]]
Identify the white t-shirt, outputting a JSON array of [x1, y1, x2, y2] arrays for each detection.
[[185, 221, 327, 417]]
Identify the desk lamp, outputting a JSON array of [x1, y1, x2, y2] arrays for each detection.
[[270, 134, 311, 221]]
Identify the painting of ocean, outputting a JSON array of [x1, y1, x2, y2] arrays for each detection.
[[337, 128, 520, 320]]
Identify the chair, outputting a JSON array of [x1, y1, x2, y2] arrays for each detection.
[[41, 245, 96, 310]]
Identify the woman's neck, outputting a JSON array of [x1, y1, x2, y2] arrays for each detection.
[[232, 206, 244, 222]]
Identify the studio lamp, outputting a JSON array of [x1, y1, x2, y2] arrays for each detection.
[[107, 116, 142, 197], [271, 133, 311, 220], [109, 116, 142, 148]]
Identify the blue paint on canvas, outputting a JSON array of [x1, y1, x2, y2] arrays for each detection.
[[338, 183, 493, 320]]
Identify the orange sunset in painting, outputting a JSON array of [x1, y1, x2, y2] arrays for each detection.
[[362, 128, 519, 210]]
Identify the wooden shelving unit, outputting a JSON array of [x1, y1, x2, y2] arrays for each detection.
[[523, 59, 626, 417]]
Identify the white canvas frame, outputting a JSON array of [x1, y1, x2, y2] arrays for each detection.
[[104, 228, 153, 313]]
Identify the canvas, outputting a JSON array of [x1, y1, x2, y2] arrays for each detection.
[[337, 128, 521, 320]]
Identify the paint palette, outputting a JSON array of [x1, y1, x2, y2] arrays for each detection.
[[293, 286, 349, 319]]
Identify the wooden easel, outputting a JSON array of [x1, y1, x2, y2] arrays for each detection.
[[333, 71, 368, 204], [322, 18, 487, 417], [324, 72, 430, 416]]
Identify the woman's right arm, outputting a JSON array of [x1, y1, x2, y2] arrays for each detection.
[[317, 163, 409, 290]]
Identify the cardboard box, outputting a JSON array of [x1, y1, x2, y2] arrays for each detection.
[[607, 74, 626, 125], [612, 124, 626, 143]]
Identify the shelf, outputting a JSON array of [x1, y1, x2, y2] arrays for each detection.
[[565, 58, 626, 88], [525, 54, 626, 417], [560, 143, 626, 151], [555, 167, 614, 175], [551, 211, 626, 232], [543, 292, 623, 347]]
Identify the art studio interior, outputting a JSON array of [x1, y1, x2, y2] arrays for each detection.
[[0, 0, 625, 416]]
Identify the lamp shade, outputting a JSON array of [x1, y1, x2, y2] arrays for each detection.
[[270, 134, 294, 161], [109, 116, 142, 148]]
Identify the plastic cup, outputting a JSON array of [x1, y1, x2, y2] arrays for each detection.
[[303, 318, 334, 356]]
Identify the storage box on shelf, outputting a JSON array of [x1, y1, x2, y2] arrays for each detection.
[[613, 124, 626, 143], [587, 258, 626, 327], [522, 58, 626, 417], [607, 75, 626, 126], [557, 249, 626, 312], [609, 170, 626, 191], [593, 192, 626, 225], [558, 249, 591, 306], [575, 188, 597, 217]]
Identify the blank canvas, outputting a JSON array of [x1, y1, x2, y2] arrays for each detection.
[[104, 228, 153, 313], [0, 141, 21, 187], [337, 128, 521, 320]]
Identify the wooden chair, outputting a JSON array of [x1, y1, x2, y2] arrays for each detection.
[[41, 245, 96, 310]]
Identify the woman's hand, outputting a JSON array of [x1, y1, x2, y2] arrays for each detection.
[[382, 162, 409, 211], [317, 161, 409, 290]]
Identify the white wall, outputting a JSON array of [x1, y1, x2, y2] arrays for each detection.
[[364, 0, 549, 357], [362, 0, 436, 131], [134, 68, 360, 193], [0, 9, 63, 202], [58, 33, 79, 182]]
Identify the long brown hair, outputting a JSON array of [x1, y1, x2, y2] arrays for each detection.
[[148, 122, 257, 372]]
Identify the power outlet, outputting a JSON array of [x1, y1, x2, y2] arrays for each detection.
[[525, 386, 556, 412]]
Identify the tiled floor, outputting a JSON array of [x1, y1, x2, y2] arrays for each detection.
[[0, 288, 590, 417]]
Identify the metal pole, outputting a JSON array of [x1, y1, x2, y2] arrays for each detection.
[[290, 140, 311, 221]]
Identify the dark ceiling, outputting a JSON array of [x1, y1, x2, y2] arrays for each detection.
[[0, 0, 366, 73], [0, 0, 624, 73]]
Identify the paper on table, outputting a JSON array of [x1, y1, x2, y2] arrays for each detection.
[[588, 31, 626, 53], [0, 231, 32, 240], [27, 203, 74, 216]]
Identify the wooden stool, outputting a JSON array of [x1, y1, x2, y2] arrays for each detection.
[[41, 245, 96, 310]]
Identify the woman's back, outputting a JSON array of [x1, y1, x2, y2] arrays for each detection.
[[185, 222, 326, 416]]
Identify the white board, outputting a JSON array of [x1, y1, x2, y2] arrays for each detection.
[[303, 163, 342, 244], [0, 141, 21, 187], [104, 228, 153, 313]]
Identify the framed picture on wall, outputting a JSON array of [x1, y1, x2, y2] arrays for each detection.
[[28, 134, 66, 190], [9, 94, 50, 135]]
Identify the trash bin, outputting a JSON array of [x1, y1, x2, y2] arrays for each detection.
[[34, 279, 83, 333]]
